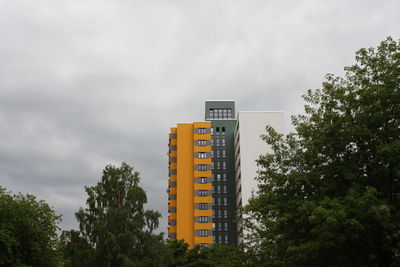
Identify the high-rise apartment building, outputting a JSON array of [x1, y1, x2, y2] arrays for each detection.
[[168, 101, 284, 246]]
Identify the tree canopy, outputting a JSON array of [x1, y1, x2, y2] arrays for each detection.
[[58, 230, 94, 267], [162, 240, 247, 267], [245, 37, 400, 266], [75, 162, 164, 267], [0, 186, 61, 267]]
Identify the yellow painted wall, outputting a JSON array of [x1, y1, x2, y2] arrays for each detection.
[[176, 124, 194, 246]]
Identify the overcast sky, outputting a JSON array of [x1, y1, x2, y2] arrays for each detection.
[[1, 0, 399, 233]]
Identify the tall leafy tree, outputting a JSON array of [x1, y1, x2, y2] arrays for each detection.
[[245, 37, 400, 266], [0, 186, 61, 266], [75, 162, 164, 267]]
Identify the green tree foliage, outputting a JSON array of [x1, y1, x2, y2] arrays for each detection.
[[58, 230, 94, 267], [245, 37, 400, 266], [0, 186, 61, 267], [163, 239, 190, 266], [75, 162, 164, 267], [197, 244, 248, 267], [162, 240, 247, 267]]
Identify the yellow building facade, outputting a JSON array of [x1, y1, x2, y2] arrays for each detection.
[[168, 122, 213, 247]]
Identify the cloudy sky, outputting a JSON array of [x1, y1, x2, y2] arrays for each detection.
[[1, 0, 399, 233]]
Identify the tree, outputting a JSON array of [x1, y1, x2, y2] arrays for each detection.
[[245, 37, 400, 266], [197, 244, 248, 267], [0, 186, 61, 267], [75, 162, 164, 267], [162, 239, 190, 266], [58, 230, 94, 267], [162, 240, 248, 267]]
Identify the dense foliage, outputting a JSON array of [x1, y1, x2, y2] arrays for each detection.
[[60, 163, 248, 266], [75, 162, 164, 267], [162, 240, 247, 267], [58, 230, 94, 267], [245, 37, 400, 266], [0, 186, 61, 267]]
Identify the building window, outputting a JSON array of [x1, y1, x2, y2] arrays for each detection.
[[198, 216, 209, 223], [169, 206, 177, 213], [217, 197, 221, 206], [224, 210, 227, 218], [216, 139, 220, 146], [223, 185, 227, 193], [224, 235, 228, 244], [223, 173, 227, 181], [208, 108, 232, 119], [198, 152, 207, 158], [198, 229, 209, 237], [197, 140, 208, 146], [197, 190, 209, 197], [169, 233, 177, 239], [197, 203, 210, 210], [197, 128, 207, 134], [222, 162, 226, 170], [222, 127, 225, 132], [217, 185, 221, 193], [224, 197, 227, 206], [198, 164, 208, 171], [210, 150, 214, 158], [224, 222, 228, 231], [222, 150, 226, 158], [216, 162, 220, 170], [216, 173, 221, 181], [222, 138, 226, 146], [199, 177, 208, 184], [216, 150, 220, 158]]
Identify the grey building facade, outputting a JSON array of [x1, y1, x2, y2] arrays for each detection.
[[205, 100, 238, 245]]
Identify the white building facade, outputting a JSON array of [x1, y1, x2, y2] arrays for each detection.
[[234, 111, 285, 244]]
